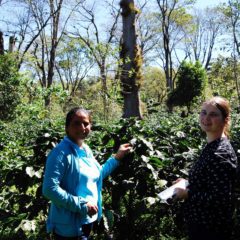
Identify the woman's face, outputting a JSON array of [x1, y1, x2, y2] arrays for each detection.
[[66, 111, 91, 143], [199, 103, 226, 134]]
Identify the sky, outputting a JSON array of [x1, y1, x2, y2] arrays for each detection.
[[195, 0, 228, 8], [0, 0, 233, 68]]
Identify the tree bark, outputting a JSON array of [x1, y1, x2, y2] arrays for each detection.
[[9, 36, 15, 53], [100, 63, 108, 121], [44, 0, 63, 107], [0, 31, 4, 55], [120, 0, 142, 118], [157, 0, 176, 91]]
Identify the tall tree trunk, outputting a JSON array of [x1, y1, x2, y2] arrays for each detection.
[[163, 19, 172, 90], [0, 31, 4, 55], [9, 36, 15, 53], [44, 0, 63, 107], [157, 0, 176, 91], [233, 45, 240, 106], [120, 0, 142, 119], [100, 64, 108, 121], [233, 20, 240, 57]]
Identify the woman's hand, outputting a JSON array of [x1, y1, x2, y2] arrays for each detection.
[[173, 188, 189, 200], [114, 143, 132, 161], [172, 178, 188, 200], [86, 202, 98, 217]]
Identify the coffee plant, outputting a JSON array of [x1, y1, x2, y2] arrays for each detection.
[[0, 111, 239, 239]]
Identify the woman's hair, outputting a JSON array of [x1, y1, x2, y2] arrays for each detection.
[[204, 96, 231, 137], [65, 107, 92, 128]]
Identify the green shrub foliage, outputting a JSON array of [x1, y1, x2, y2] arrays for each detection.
[[167, 61, 207, 111], [0, 112, 239, 239], [0, 54, 22, 120]]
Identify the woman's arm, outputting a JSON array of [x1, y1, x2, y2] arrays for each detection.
[[101, 143, 132, 179], [101, 156, 120, 179]]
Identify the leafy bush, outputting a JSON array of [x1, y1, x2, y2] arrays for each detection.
[[0, 111, 240, 239], [167, 61, 207, 112], [0, 53, 22, 120], [89, 113, 202, 239], [0, 115, 64, 239]]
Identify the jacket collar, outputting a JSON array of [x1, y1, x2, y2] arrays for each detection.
[[63, 136, 80, 150], [63, 136, 88, 156]]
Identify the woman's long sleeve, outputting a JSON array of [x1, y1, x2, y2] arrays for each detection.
[[42, 149, 88, 216]]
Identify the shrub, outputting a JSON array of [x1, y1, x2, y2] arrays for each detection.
[[0, 53, 22, 120], [167, 61, 207, 112], [0, 111, 240, 239]]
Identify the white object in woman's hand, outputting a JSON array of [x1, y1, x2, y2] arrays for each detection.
[[158, 179, 188, 201], [172, 178, 186, 185], [172, 178, 189, 200], [86, 202, 98, 217], [114, 143, 132, 161]]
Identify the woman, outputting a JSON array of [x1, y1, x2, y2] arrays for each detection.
[[42, 107, 132, 239], [174, 97, 237, 240]]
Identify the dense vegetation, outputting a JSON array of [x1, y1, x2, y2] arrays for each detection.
[[0, 53, 22, 120], [0, 0, 240, 239], [1, 109, 240, 240]]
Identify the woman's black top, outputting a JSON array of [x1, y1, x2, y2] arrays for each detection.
[[185, 137, 237, 233]]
